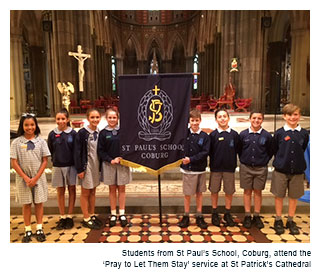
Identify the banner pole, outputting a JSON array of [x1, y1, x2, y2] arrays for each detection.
[[158, 174, 162, 226]]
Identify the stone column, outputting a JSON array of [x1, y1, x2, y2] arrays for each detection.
[[10, 33, 26, 119], [185, 56, 193, 72], [290, 21, 310, 115], [220, 10, 237, 94], [238, 10, 263, 110]]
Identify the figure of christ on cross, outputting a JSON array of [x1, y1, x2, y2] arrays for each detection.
[[68, 45, 91, 92]]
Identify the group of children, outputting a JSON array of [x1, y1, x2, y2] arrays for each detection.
[[10, 107, 130, 242], [10, 103, 309, 243], [179, 104, 309, 237]]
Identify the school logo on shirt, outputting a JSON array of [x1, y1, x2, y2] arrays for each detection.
[[137, 85, 173, 141]]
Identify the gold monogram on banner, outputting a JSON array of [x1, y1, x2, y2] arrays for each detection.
[[138, 85, 173, 141]]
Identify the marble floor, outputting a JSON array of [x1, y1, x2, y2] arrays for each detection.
[[10, 213, 310, 243]]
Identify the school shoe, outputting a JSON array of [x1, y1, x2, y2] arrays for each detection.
[[35, 229, 46, 242], [252, 215, 264, 229], [273, 219, 285, 235], [64, 217, 74, 229], [196, 215, 208, 229], [178, 215, 190, 228], [56, 218, 66, 230], [119, 215, 128, 227], [242, 215, 252, 229], [91, 215, 103, 228], [109, 215, 117, 227], [22, 230, 32, 243], [211, 213, 221, 226], [223, 213, 235, 227], [82, 219, 101, 230], [286, 221, 300, 235]]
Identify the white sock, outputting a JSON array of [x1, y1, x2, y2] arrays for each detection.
[[25, 225, 32, 232], [60, 215, 66, 219], [66, 214, 72, 219], [84, 217, 91, 222], [119, 209, 125, 215], [36, 224, 43, 230], [111, 209, 117, 216]]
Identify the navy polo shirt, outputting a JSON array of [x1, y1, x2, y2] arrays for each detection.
[[97, 125, 120, 163], [272, 124, 309, 174], [239, 127, 273, 167], [47, 127, 77, 167], [180, 128, 210, 172], [209, 127, 240, 172]]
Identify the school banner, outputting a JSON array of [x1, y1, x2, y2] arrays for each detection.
[[119, 73, 192, 175]]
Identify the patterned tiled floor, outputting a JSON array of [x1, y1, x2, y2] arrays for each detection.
[[10, 213, 310, 243]]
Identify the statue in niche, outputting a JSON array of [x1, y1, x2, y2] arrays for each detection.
[[57, 82, 74, 111]]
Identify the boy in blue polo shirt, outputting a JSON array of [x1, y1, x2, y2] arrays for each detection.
[[178, 109, 210, 229], [271, 104, 309, 235], [239, 111, 273, 229]]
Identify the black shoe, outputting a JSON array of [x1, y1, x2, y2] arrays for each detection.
[[252, 215, 264, 229], [91, 215, 103, 228], [56, 218, 66, 230], [286, 221, 300, 235], [22, 230, 32, 243], [211, 213, 221, 226], [119, 215, 128, 227], [82, 219, 101, 230], [224, 213, 235, 227], [109, 215, 117, 227], [64, 217, 74, 229], [178, 215, 190, 228], [242, 215, 252, 229], [274, 219, 284, 235], [35, 229, 46, 242], [196, 215, 208, 229]]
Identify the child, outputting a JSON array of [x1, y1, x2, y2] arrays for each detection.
[[178, 109, 210, 229], [98, 108, 131, 227], [239, 111, 273, 229], [271, 104, 309, 235], [10, 113, 51, 242], [47, 108, 77, 229], [209, 108, 240, 227], [74, 108, 103, 229]]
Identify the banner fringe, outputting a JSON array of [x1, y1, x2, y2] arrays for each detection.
[[120, 159, 183, 176]]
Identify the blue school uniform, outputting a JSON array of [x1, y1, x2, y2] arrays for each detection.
[[209, 127, 240, 172], [272, 124, 309, 174], [239, 127, 273, 167]]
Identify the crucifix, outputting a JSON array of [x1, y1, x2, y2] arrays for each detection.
[[68, 45, 91, 92]]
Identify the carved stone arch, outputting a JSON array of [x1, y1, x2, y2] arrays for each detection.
[[198, 12, 207, 52], [144, 35, 164, 61], [186, 25, 198, 57], [10, 10, 22, 31], [167, 32, 186, 60], [268, 11, 291, 43], [19, 10, 43, 46], [125, 33, 142, 60], [111, 28, 123, 59], [207, 11, 216, 44], [93, 10, 104, 46]]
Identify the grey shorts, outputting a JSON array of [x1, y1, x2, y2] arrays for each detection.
[[271, 170, 305, 199], [182, 173, 207, 195], [51, 166, 77, 187], [101, 162, 131, 186], [209, 172, 235, 195], [239, 163, 268, 190]]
